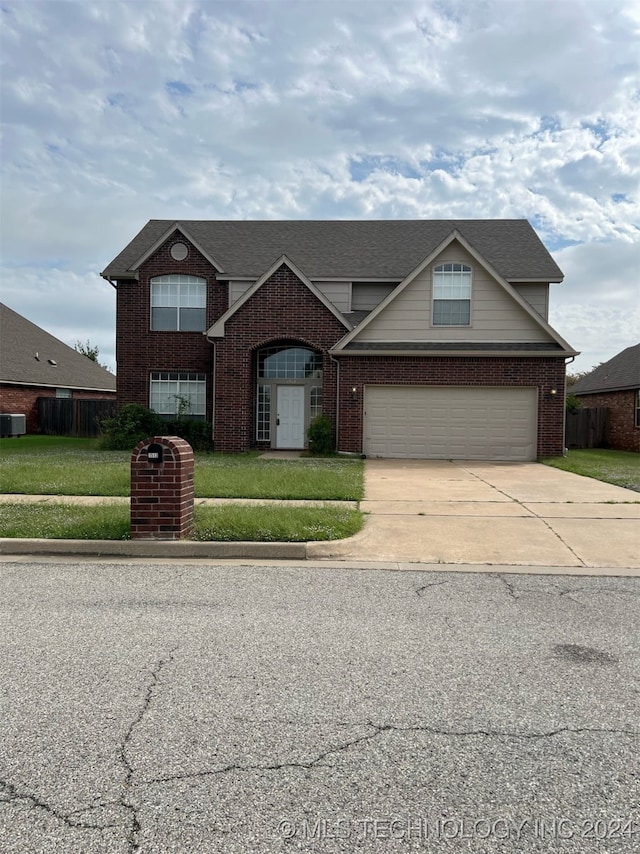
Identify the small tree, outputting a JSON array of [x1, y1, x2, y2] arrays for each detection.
[[566, 362, 603, 387], [75, 339, 109, 369], [566, 393, 582, 413]]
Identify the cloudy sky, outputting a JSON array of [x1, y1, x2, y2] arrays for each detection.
[[1, 0, 638, 375]]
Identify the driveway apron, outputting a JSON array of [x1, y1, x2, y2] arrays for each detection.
[[307, 460, 640, 569]]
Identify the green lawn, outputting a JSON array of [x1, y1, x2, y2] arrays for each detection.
[[0, 436, 364, 500], [542, 449, 640, 492], [0, 502, 363, 542], [0, 436, 364, 541]]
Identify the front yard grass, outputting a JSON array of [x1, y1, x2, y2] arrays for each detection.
[[0, 436, 364, 541], [541, 449, 640, 492], [0, 436, 364, 500], [0, 502, 363, 542]]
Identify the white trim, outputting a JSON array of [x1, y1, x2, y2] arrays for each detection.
[[206, 255, 351, 338], [333, 230, 575, 354]]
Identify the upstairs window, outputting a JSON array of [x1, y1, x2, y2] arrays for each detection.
[[150, 275, 206, 331], [432, 263, 472, 326]]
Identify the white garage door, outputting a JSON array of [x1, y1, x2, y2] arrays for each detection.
[[364, 386, 538, 461]]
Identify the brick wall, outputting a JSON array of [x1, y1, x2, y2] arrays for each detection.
[[213, 264, 347, 452], [116, 230, 223, 421], [335, 356, 567, 458], [0, 384, 115, 433], [575, 390, 639, 452]]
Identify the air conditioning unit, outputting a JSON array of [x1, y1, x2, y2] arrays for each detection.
[[0, 414, 26, 437]]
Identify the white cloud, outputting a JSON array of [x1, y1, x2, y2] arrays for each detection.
[[0, 0, 638, 375], [551, 239, 640, 373]]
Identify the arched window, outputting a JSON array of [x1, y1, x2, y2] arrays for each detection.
[[150, 275, 206, 331], [257, 345, 323, 379], [432, 263, 472, 326]]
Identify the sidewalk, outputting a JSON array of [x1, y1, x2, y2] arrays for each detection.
[[1, 460, 639, 574]]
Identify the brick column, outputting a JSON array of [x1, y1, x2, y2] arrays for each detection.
[[130, 436, 194, 539]]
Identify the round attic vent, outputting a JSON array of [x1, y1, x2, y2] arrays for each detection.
[[170, 242, 188, 261]]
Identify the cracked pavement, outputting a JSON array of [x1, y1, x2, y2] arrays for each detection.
[[0, 560, 638, 852]]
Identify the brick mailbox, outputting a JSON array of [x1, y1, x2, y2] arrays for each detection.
[[130, 436, 194, 539]]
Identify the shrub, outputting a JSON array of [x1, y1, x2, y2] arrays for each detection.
[[307, 414, 334, 455], [99, 404, 162, 450], [165, 418, 213, 452]]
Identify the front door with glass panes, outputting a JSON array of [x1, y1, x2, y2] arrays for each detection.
[[256, 345, 323, 449]]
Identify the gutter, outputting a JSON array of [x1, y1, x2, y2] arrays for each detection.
[[329, 349, 579, 358], [0, 380, 116, 392]]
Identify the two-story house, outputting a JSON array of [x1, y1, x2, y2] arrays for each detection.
[[101, 220, 577, 460]]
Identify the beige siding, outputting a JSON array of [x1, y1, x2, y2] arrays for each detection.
[[314, 281, 351, 312], [512, 283, 549, 319], [229, 280, 251, 306], [354, 241, 553, 343], [351, 282, 398, 311]]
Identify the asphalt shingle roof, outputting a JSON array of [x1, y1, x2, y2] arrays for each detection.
[[0, 303, 116, 391], [571, 344, 640, 394], [102, 219, 564, 283]]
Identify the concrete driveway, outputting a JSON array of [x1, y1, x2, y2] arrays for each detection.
[[308, 460, 640, 569]]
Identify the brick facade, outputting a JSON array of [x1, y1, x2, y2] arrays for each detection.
[[212, 265, 347, 452], [114, 234, 569, 459], [116, 230, 224, 420], [575, 390, 640, 452], [335, 356, 567, 458], [0, 384, 115, 434]]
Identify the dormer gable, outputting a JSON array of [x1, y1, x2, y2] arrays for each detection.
[[128, 223, 225, 277], [206, 255, 351, 338], [333, 230, 575, 354]]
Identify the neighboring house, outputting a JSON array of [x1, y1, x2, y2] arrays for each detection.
[[571, 344, 640, 452], [0, 303, 116, 434], [101, 219, 577, 461]]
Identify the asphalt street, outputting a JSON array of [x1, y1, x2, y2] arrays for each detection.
[[0, 559, 638, 853]]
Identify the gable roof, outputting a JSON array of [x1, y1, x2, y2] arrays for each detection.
[[207, 255, 351, 338], [101, 219, 564, 283], [333, 230, 575, 354], [0, 303, 116, 392], [571, 344, 640, 394]]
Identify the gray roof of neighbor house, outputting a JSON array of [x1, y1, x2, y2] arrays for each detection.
[[101, 219, 564, 282], [0, 303, 116, 392], [571, 344, 640, 395]]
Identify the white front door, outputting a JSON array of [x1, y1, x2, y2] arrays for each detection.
[[276, 386, 305, 449]]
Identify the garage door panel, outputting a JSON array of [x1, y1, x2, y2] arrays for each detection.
[[364, 386, 537, 461]]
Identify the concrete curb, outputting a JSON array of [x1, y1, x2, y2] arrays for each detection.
[[0, 538, 307, 560], [2, 541, 639, 577]]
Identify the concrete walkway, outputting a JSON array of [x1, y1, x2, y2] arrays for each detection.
[[1, 460, 638, 572]]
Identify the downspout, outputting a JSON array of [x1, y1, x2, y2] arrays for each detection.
[[203, 331, 216, 444], [329, 352, 340, 451], [563, 355, 576, 456]]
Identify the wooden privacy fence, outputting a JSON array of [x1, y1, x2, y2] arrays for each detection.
[[565, 407, 609, 449], [38, 398, 116, 438]]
